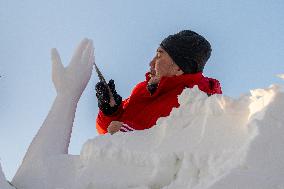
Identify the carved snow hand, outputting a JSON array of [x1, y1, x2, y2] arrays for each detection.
[[51, 38, 94, 101]]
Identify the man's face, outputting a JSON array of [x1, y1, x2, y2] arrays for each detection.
[[149, 47, 182, 81]]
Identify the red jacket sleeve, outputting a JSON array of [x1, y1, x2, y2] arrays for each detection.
[[96, 80, 146, 134], [96, 98, 129, 134], [199, 77, 222, 95], [209, 78, 222, 95], [96, 105, 123, 134]]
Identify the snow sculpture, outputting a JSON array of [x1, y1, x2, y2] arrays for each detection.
[[12, 38, 94, 189], [0, 162, 15, 189]]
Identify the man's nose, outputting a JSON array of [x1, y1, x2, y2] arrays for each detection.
[[149, 57, 156, 68]]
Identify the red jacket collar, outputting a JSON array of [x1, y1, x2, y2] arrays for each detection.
[[145, 72, 204, 96]]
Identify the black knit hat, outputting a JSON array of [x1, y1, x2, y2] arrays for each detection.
[[160, 30, 212, 74]]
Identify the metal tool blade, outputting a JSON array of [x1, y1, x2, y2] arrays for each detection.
[[94, 62, 107, 85]]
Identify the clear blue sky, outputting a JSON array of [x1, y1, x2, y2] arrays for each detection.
[[1, 0, 284, 180]]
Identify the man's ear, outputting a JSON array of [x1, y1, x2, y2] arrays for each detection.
[[176, 68, 184, 76]]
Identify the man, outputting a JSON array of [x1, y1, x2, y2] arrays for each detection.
[[95, 30, 222, 135]]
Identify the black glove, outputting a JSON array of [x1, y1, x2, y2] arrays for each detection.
[[146, 82, 158, 95], [95, 79, 122, 115]]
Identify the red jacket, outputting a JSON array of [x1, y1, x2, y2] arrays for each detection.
[[96, 72, 222, 134]]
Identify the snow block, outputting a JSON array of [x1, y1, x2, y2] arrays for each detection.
[[12, 85, 282, 189]]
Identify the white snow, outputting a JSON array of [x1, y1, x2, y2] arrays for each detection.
[[2, 40, 283, 189], [210, 85, 284, 189], [10, 84, 283, 189], [0, 161, 14, 189], [78, 86, 259, 189]]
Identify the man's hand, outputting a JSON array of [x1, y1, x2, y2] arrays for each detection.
[[95, 79, 122, 115], [51, 38, 94, 101], [107, 121, 123, 135]]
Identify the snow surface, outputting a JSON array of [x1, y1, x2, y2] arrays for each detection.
[[77, 86, 259, 189], [210, 85, 284, 189], [9, 84, 283, 189]]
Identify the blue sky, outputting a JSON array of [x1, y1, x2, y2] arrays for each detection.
[[1, 0, 284, 180]]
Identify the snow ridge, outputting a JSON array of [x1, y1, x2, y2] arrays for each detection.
[[78, 86, 269, 189], [11, 85, 278, 189]]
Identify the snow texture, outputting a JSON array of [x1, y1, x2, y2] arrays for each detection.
[[3, 40, 283, 189], [210, 85, 284, 189], [11, 84, 281, 189], [0, 161, 15, 189]]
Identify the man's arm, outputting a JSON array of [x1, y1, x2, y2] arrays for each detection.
[[96, 107, 123, 134], [96, 97, 129, 134], [95, 78, 124, 134]]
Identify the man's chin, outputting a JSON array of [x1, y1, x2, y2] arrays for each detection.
[[149, 72, 156, 78], [148, 75, 160, 84]]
